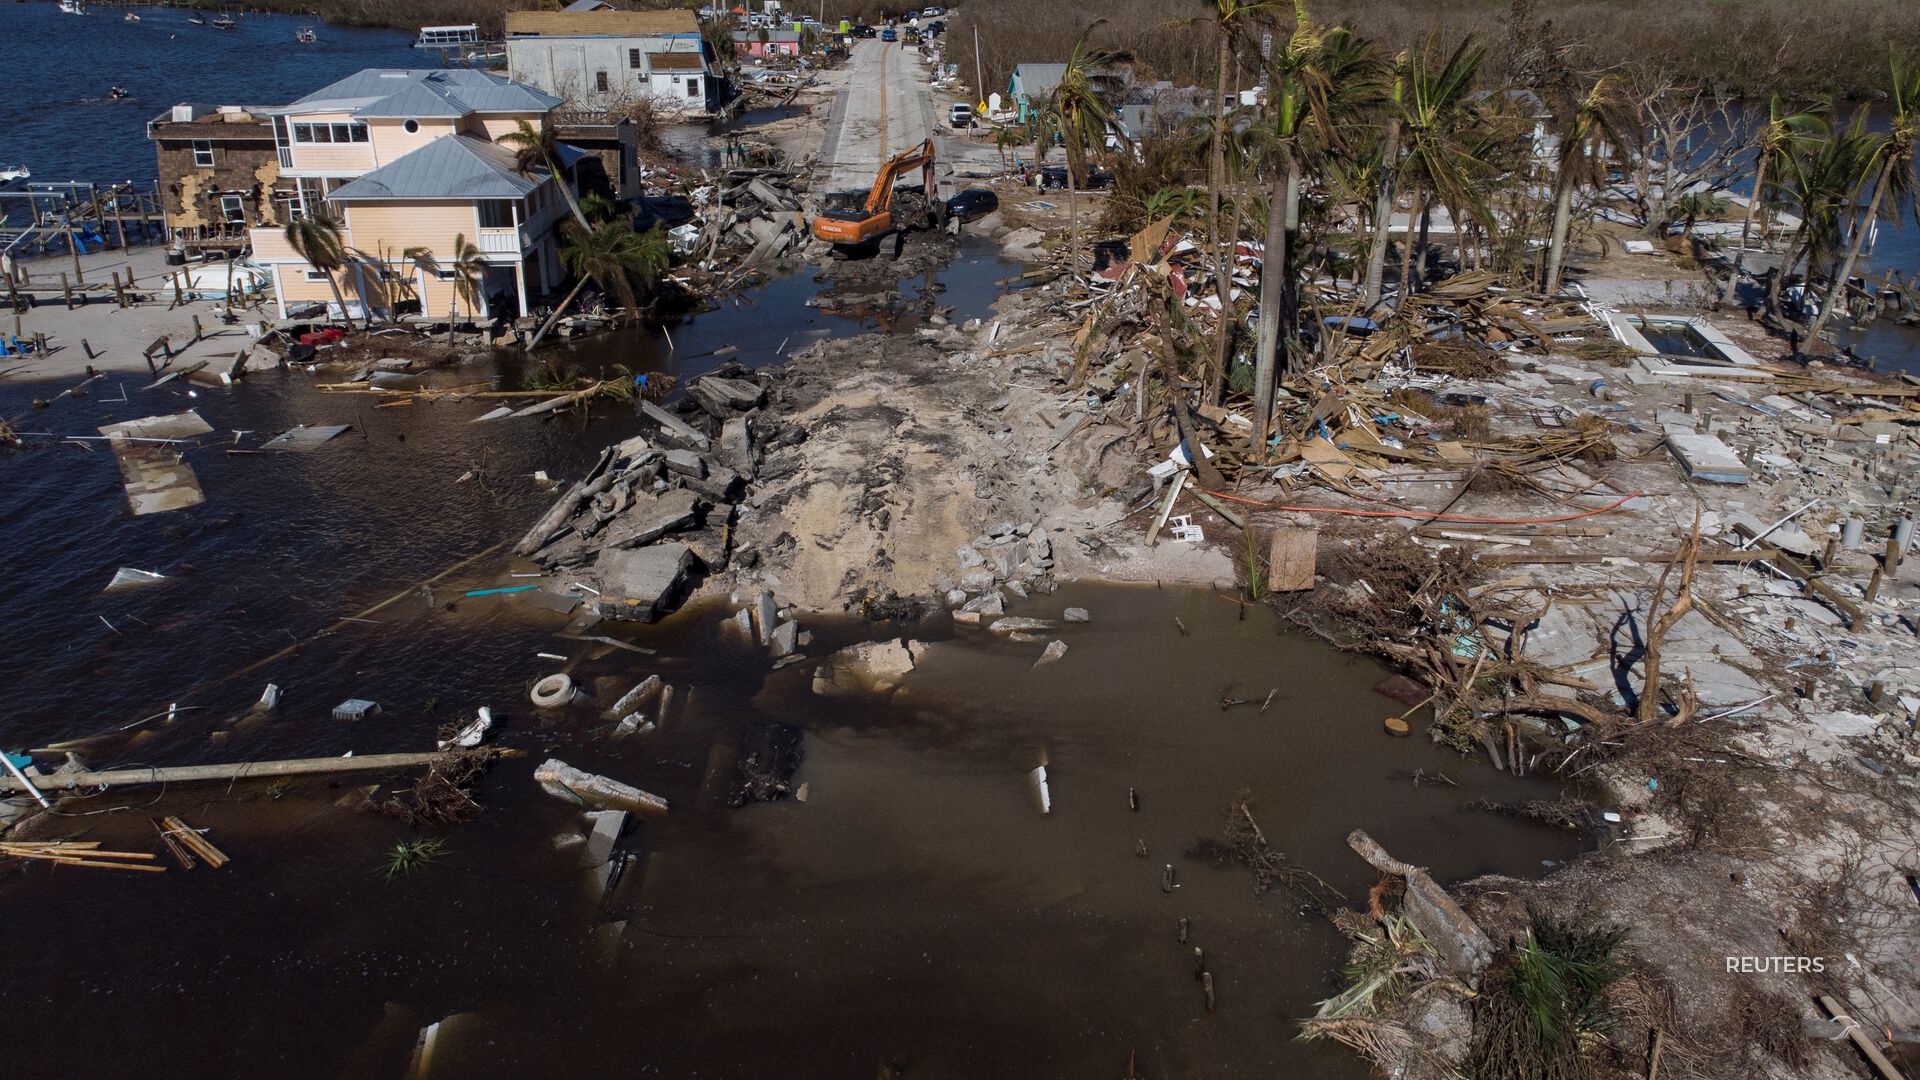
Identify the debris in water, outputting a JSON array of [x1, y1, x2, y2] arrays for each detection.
[[437, 707, 493, 751], [97, 411, 212, 516], [332, 698, 380, 722], [262, 423, 351, 451], [105, 567, 167, 591]]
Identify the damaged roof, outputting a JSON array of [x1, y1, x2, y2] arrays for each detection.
[[327, 135, 548, 201]]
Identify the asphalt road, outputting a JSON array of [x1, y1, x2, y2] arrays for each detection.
[[816, 39, 936, 195]]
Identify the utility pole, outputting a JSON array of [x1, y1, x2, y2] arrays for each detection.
[[973, 24, 985, 110]]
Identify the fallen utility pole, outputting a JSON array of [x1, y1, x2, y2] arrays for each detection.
[[0, 750, 509, 796]]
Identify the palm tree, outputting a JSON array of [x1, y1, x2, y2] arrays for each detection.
[[1768, 115, 1880, 320], [284, 213, 353, 327], [1390, 35, 1491, 299], [1808, 56, 1920, 342], [1358, 49, 1408, 308], [1044, 21, 1131, 283], [1735, 94, 1829, 260], [1196, 0, 1278, 392], [1249, 2, 1378, 447], [528, 218, 670, 350], [499, 117, 591, 232], [405, 237, 484, 344], [1542, 76, 1626, 295]]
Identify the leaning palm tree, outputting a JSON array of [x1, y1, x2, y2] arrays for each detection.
[[1769, 115, 1880, 320], [1192, 0, 1279, 390], [499, 117, 591, 232], [1045, 21, 1132, 283], [1734, 94, 1830, 261], [1542, 75, 1628, 295], [1358, 48, 1409, 308], [1808, 55, 1920, 342], [284, 213, 353, 327], [1249, 2, 1380, 446], [528, 218, 670, 351]]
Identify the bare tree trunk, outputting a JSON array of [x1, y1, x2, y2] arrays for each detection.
[[1767, 220, 1810, 316], [324, 270, 352, 330], [1280, 157, 1302, 378], [1808, 159, 1893, 343], [1206, 26, 1232, 402], [527, 275, 592, 351], [1361, 116, 1401, 308], [1396, 186, 1425, 299], [1543, 170, 1576, 294], [1251, 153, 1291, 454]]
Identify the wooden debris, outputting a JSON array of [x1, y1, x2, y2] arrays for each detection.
[[159, 815, 230, 868]]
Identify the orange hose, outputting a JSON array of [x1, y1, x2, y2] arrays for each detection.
[[1197, 488, 1645, 526]]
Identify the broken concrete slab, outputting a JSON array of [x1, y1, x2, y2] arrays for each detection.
[[581, 809, 627, 867], [594, 543, 695, 622], [1663, 426, 1749, 484], [720, 417, 754, 478], [770, 620, 799, 658], [600, 489, 701, 550], [663, 449, 706, 479], [1063, 607, 1091, 623], [638, 399, 711, 452], [988, 616, 1058, 635], [604, 674, 664, 720], [755, 590, 779, 645], [1034, 640, 1068, 668], [534, 758, 668, 815], [811, 639, 922, 698], [686, 375, 767, 419]]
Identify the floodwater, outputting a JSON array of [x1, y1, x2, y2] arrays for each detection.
[[0, 265, 1588, 1077]]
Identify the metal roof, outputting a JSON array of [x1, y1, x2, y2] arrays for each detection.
[[327, 135, 545, 201], [275, 69, 563, 119], [504, 9, 699, 37], [1009, 63, 1066, 98]]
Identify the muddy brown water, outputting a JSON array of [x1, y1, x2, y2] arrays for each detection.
[[3, 255, 1585, 1078]]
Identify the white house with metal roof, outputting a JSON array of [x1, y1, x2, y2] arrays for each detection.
[[249, 68, 579, 322], [504, 8, 716, 117]]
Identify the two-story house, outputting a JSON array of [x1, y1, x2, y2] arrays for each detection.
[[147, 104, 284, 243], [247, 68, 577, 322], [504, 7, 717, 118]]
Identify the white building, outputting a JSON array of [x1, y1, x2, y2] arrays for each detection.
[[505, 5, 717, 117]]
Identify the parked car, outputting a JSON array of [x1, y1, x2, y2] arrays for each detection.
[[945, 188, 999, 222], [926, 19, 945, 35], [852, 23, 875, 37], [880, 27, 896, 41], [1037, 166, 1115, 190], [948, 103, 975, 128]]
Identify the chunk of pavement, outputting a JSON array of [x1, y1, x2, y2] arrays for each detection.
[[1033, 640, 1068, 668], [534, 758, 669, 815], [1063, 607, 1090, 623], [1662, 425, 1749, 484], [594, 543, 695, 622], [581, 809, 628, 868], [988, 616, 1058, 635], [663, 449, 707, 479], [687, 375, 768, 418], [770, 620, 800, 658], [684, 463, 743, 503], [961, 592, 1003, 616], [956, 545, 986, 569], [720, 417, 754, 478], [811, 639, 923, 698], [755, 590, 779, 645], [1518, 605, 1600, 668], [960, 569, 997, 593], [639, 399, 711, 452], [600, 488, 701, 550], [604, 674, 664, 720]]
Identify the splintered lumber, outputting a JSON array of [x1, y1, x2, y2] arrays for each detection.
[[1819, 995, 1906, 1080], [0, 841, 167, 872], [514, 445, 615, 555], [534, 758, 668, 816], [1266, 524, 1318, 592], [0, 751, 475, 795], [1347, 829, 1492, 977], [151, 818, 196, 868], [160, 816, 229, 868]]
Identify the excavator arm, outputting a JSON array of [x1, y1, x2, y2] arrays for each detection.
[[812, 139, 939, 246]]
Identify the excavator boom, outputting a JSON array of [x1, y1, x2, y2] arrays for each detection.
[[811, 139, 938, 246]]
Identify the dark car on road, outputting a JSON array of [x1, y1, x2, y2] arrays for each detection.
[[945, 188, 999, 222], [1037, 166, 1115, 190]]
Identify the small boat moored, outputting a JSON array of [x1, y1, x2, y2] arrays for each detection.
[[186, 13, 204, 23], [0, 165, 31, 185], [123, 10, 139, 21], [57, 0, 86, 14], [107, 85, 131, 100], [210, 12, 235, 29], [296, 25, 317, 42]]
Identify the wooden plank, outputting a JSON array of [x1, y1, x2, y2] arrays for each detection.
[[1477, 549, 1778, 565], [1266, 525, 1318, 592]]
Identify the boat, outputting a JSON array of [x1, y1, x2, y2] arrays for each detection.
[[57, 0, 85, 14], [107, 85, 131, 100], [0, 165, 30, 185], [123, 10, 139, 21], [210, 12, 235, 29], [414, 23, 480, 49], [186, 13, 203, 23], [296, 25, 316, 42]]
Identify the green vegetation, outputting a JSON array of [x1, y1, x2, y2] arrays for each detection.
[[380, 836, 449, 882], [1467, 912, 1628, 1080]]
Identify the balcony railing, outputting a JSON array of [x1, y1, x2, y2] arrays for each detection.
[[476, 227, 523, 254]]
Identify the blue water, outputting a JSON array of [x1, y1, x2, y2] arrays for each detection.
[[0, 3, 419, 184]]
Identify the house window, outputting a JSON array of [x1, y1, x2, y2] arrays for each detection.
[[192, 140, 215, 168], [628, 47, 642, 69], [291, 122, 368, 144], [478, 200, 516, 229], [220, 193, 245, 223], [403, 118, 420, 134], [595, 70, 610, 93], [434, 269, 459, 281], [304, 269, 329, 282], [686, 78, 701, 98]]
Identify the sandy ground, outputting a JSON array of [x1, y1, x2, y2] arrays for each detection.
[[4, 243, 264, 381]]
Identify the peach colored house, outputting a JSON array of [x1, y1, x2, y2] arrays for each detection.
[[249, 69, 577, 321]]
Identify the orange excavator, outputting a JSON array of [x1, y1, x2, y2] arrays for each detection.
[[810, 139, 941, 248]]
